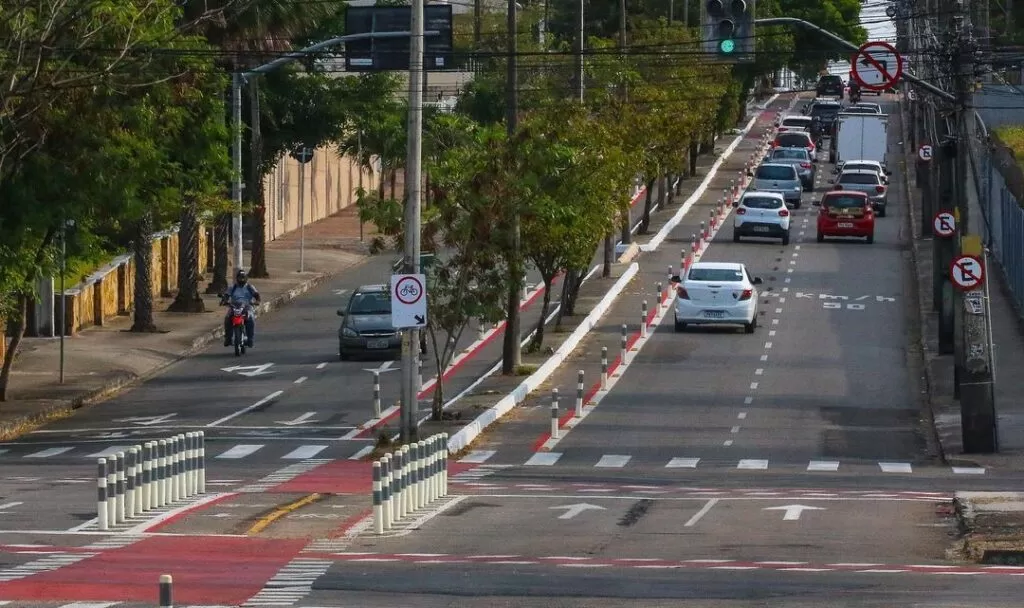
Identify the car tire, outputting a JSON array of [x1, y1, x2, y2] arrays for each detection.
[[339, 343, 348, 361], [674, 317, 686, 333], [733, 231, 741, 243], [866, 233, 875, 244], [878, 207, 886, 217], [817, 232, 825, 243], [793, 201, 801, 209], [744, 317, 757, 334], [782, 233, 790, 246]]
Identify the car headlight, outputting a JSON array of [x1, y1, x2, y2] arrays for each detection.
[[342, 327, 359, 338], [793, 186, 802, 191]]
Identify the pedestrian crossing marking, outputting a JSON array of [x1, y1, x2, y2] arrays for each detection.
[[216, 444, 263, 459], [595, 455, 631, 468], [459, 450, 497, 463], [25, 447, 73, 458], [524, 452, 562, 466], [666, 458, 700, 468], [951, 466, 985, 475], [807, 461, 840, 472], [86, 446, 133, 458], [879, 462, 913, 473], [282, 445, 328, 460], [737, 459, 769, 470]]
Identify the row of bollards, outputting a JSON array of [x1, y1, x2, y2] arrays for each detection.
[[372, 433, 448, 534], [96, 432, 205, 531]]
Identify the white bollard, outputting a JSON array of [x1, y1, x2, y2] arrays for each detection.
[[641, 300, 648, 337], [431, 435, 440, 501], [184, 433, 194, 497], [400, 445, 411, 518], [197, 431, 206, 494], [575, 370, 585, 418], [415, 441, 426, 509], [157, 439, 168, 507], [106, 456, 116, 528], [132, 446, 143, 515], [372, 371, 381, 418], [125, 448, 136, 519], [441, 432, 449, 496], [657, 282, 664, 307], [372, 460, 384, 535], [174, 434, 184, 501], [115, 451, 126, 523], [142, 442, 153, 511], [416, 357, 423, 391], [620, 324, 628, 365], [97, 458, 108, 532], [600, 346, 608, 390], [550, 389, 560, 440], [381, 454, 392, 530]]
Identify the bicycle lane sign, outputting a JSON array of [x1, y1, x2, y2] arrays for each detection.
[[391, 273, 427, 328]]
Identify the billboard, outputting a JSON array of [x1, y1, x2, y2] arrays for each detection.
[[344, 5, 454, 72]]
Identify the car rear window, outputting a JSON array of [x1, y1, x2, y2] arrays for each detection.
[[771, 149, 807, 160], [349, 292, 391, 314], [756, 165, 797, 180], [820, 75, 842, 84], [688, 268, 744, 282], [776, 133, 811, 147], [741, 196, 784, 209], [844, 164, 879, 173], [825, 195, 868, 209], [811, 106, 839, 119], [840, 173, 880, 184], [843, 107, 876, 114], [782, 117, 811, 126]]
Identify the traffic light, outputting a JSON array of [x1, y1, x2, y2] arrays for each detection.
[[703, 0, 755, 62]]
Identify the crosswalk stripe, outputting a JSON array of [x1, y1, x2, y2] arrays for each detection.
[[807, 461, 840, 472], [216, 444, 264, 459], [952, 466, 986, 475], [86, 446, 133, 458], [595, 455, 631, 468], [25, 447, 73, 458], [282, 445, 328, 460], [666, 458, 700, 468], [524, 452, 562, 466], [879, 462, 913, 473], [60, 603, 120, 608], [459, 450, 497, 464], [737, 459, 769, 470]]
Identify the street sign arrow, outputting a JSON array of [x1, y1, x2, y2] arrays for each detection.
[[550, 503, 606, 520], [275, 412, 319, 426], [762, 504, 825, 521], [221, 363, 275, 377], [113, 413, 178, 426], [414, 314, 425, 325]]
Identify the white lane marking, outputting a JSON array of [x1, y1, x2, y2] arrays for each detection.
[[779, 297, 786, 303], [737, 459, 769, 470], [349, 445, 374, 460], [730, 426, 741, 434], [723, 440, 734, 446], [60, 603, 120, 608], [317, 363, 328, 370], [216, 444, 264, 459], [206, 391, 284, 427], [524, 452, 562, 466], [294, 376, 308, 384], [25, 447, 73, 458], [879, 462, 913, 473], [665, 458, 700, 468], [459, 450, 497, 464], [772, 319, 779, 325], [794, 245, 801, 251], [764, 342, 773, 349], [85, 446, 133, 458], [0, 502, 23, 512], [782, 288, 789, 292], [768, 330, 776, 337], [754, 368, 764, 375], [785, 277, 791, 283], [749, 382, 759, 390], [737, 412, 747, 420], [744, 396, 754, 404], [684, 498, 719, 527], [807, 461, 840, 472], [282, 445, 328, 460], [951, 467, 986, 475], [775, 308, 783, 313], [595, 455, 631, 468]]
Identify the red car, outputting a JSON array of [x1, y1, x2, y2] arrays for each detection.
[[814, 190, 875, 244]]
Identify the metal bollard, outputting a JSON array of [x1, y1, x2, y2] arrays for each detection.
[[132, 446, 143, 515], [620, 323, 628, 365], [641, 300, 649, 337], [197, 431, 206, 494], [142, 442, 152, 511], [115, 452, 126, 523], [381, 454, 392, 530], [601, 346, 608, 389], [159, 574, 173, 608], [441, 432, 449, 496], [125, 448, 136, 519], [372, 461, 384, 535], [157, 439, 167, 507], [575, 370, 585, 418], [97, 458, 108, 531], [550, 388, 560, 439], [372, 371, 381, 418]]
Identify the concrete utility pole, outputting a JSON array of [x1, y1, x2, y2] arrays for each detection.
[[502, 0, 523, 375], [618, 0, 631, 247], [401, 0, 426, 443]]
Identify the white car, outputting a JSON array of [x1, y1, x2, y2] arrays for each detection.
[[851, 102, 882, 114], [834, 159, 890, 183], [733, 192, 791, 245], [777, 115, 813, 133], [672, 262, 762, 334]]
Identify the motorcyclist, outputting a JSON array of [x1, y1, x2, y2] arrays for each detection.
[[809, 115, 824, 148], [223, 269, 260, 347], [848, 80, 862, 103]]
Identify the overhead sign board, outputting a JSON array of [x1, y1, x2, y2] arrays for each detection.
[[850, 40, 903, 91], [344, 5, 453, 72], [391, 273, 427, 328], [950, 255, 984, 291], [933, 211, 955, 238]]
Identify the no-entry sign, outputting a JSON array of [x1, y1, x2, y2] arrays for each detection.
[[850, 41, 903, 92]]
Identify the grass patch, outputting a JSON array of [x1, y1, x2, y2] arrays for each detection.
[[514, 364, 538, 376], [995, 125, 1024, 173], [0, 406, 76, 442]]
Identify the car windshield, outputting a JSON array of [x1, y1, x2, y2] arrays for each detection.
[[840, 173, 880, 185], [825, 195, 868, 209], [349, 292, 391, 315], [776, 134, 810, 147], [688, 268, 745, 282], [756, 165, 797, 180], [742, 197, 784, 209], [771, 149, 807, 160]]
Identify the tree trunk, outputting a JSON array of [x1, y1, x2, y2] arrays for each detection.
[[431, 380, 444, 421], [620, 205, 632, 244], [167, 200, 205, 313], [528, 273, 555, 351], [690, 140, 700, 176], [602, 233, 613, 277], [130, 211, 158, 332], [0, 293, 29, 402], [205, 214, 230, 294], [638, 176, 656, 234], [389, 168, 397, 200], [666, 173, 675, 205], [248, 78, 269, 278]]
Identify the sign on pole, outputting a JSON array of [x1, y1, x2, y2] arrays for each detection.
[[391, 274, 427, 328], [933, 211, 956, 238], [850, 41, 903, 92], [344, 5, 453, 71], [950, 255, 985, 291], [918, 144, 933, 162]]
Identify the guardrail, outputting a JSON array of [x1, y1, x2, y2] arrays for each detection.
[[95, 432, 206, 530], [371, 433, 448, 534]]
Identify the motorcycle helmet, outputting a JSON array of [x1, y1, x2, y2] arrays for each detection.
[[236, 269, 248, 285]]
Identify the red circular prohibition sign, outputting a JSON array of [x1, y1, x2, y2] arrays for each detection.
[[395, 275, 424, 305], [850, 41, 903, 92]]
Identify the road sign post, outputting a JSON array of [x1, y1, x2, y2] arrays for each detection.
[[850, 40, 903, 92], [950, 255, 984, 291], [391, 274, 427, 329], [933, 211, 956, 238]]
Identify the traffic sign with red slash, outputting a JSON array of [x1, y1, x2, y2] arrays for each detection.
[[850, 40, 903, 92], [933, 211, 956, 238], [919, 144, 933, 162], [950, 254, 985, 291]]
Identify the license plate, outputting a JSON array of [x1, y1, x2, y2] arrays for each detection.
[[367, 339, 390, 349], [704, 311, 725, 319], [838, 222, 854, 228], [752, 226, 770, 232]]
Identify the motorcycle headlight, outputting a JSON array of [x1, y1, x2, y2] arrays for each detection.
[[342, 327, 359, 338]]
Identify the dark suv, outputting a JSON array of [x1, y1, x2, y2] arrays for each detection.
[[337, 284, 427, 360], [809, 100, 842, 135], [816, 74, 844, 99]]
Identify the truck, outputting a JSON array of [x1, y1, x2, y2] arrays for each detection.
[[829, 113, 888, 166]]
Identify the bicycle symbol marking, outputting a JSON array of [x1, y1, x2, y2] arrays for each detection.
[[395, 276, 424, 305], [400, 283, 419, 298]]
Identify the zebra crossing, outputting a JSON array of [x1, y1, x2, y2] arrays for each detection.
[[454, 450, 988, 476], [0, 442, 348, 463]]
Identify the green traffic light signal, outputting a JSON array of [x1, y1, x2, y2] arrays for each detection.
[[719, 39, 736, 53]]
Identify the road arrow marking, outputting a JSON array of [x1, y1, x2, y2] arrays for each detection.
[[113, 413, 178, 426], [363, 360, 399, 374], [0, 502, 23, 513], [275, 412, 319, 426], [207, 513, 234, 518], [333, 289, 349, 296], [762, 504, 825, 521], [221, 363, 275, 377], [550, 503, 606, 520]]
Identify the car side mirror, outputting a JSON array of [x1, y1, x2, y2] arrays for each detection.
[[753, 277, 763, 285], [336, 309, 345, 317], [670, 275, 681, 283], [812, 199, 821, 206]]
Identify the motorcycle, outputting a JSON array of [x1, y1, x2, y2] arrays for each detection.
[[224, 298, 251, 357], [849, 89, 862, 104]]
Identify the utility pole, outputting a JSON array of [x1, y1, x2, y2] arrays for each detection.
[[400, 0, 426, 442], [501, 0, 522, 375], [576, 0, 584, 103], [474, 0, 482, 48], [231, 73, 244, 273], [618, 0, 631, 247]]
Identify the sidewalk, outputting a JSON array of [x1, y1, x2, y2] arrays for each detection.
[[0, 207, 375, 439]]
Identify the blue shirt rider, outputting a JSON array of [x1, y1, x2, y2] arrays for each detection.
[[223, 270, 260, 347]]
